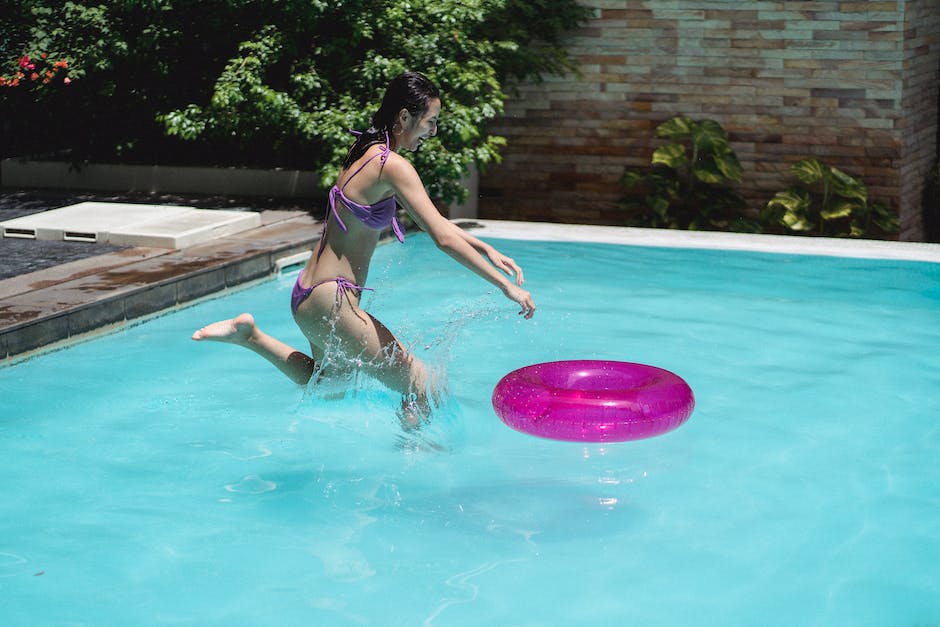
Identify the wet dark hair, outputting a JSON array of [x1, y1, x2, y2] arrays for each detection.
[[341, 71, 441, 170]]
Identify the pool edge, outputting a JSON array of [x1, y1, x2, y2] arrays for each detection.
[[0, 210, 321, 362], [465, 220, 940, 264], [5, 218, 939, 362]]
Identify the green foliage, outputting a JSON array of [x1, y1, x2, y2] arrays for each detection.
[[762, 159, 899, 238], [468, 0, 590, 84], [0, 1, 105, 90], [620, 117, 757, 232], [2, 0, 267, 160], [2, 0, 589, 203], [620, 118, 900, 239], [156, 0, 588, 203]]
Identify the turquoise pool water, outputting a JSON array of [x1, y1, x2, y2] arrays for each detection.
[[2, 232, 939, 625]]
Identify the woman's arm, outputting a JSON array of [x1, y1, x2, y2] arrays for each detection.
[[453, 228, 525, 286], [386, 156, 535, 318]]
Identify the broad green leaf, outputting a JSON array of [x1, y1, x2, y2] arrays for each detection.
[[874, 214, 900, 232], [652, 143, 687, 169], [820, 200, 855, 220], [621, 170, 646, 187], [698, 119, 727, 137], [692, 161, 724, 184], [650, 196, 671, 216], [766, 189, 809, 213], [782, 211, 813, 231], [692, 119, 729, 153], [830, 167, 867, 201], [714, 149, 743, 181], [790, 159, 826, 185], [872, 202, 900, 232], [656, 117, 694, 140]]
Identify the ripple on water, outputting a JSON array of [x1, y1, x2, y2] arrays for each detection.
[[224, 475, 278, 495], [0, 552, 28, 577]]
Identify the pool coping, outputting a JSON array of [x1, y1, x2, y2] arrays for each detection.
[[0, 209, 321, 361], [3, 217, 939, 362], [468, 220, 940, 263]]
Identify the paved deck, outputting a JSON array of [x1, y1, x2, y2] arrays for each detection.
[[0, 209, 320, 361]]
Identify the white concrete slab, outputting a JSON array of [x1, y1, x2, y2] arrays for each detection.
[[105, 209, 261, 249], [1, 202, 262, 249], [1, 202, 191, 241]]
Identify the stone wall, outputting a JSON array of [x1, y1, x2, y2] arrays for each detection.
[[479, 0, 940, 241]]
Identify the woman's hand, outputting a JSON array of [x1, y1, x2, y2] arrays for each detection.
[[503, 284, 536, 319], [488, 245, 533, 317], [486, 248, 525, 286]]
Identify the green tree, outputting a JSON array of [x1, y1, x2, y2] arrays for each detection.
[[2, 0, 589, 203]]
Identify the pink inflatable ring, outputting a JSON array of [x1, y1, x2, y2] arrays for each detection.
[[492, 360, 694, 442]]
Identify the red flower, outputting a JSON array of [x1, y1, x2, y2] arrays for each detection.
[[5, 55, 73, 88]]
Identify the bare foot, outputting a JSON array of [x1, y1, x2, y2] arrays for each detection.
[[397, 393, 432, 430], [191, 313, 256, 345]]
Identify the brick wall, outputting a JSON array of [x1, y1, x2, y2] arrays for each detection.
[[479, 0, 940, 241]]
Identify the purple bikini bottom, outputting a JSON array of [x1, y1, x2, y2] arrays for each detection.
[[291, 276, 374, 314]]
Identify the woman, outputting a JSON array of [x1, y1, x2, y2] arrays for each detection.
[[192, 71, 536, 423]]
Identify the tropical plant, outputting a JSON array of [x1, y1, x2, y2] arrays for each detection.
[[762, 159, 899, 238], [619, 117, 758, 231]]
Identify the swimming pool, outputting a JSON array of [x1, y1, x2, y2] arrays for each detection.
[[2, 226, 939, 625]]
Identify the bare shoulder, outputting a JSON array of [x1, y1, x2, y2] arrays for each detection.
[[382, 155, 441, 220], [380, 150, 417, 177], [341, 144, 397, 188]]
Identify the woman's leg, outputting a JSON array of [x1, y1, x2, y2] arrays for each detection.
[[191, 313, 316, 385], [294, 287, 437, 422], [193, 287, 438, 425]]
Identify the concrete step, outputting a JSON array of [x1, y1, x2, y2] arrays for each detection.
[[0, 202, 262, 249]]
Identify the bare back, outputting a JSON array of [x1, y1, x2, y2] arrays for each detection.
[[300, 143, 401, 289]]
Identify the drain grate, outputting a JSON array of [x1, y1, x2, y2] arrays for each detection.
[[2, 227, 37, 239]]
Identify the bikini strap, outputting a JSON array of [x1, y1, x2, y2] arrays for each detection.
[[341, 130, 391, 191], [391, 215, 405, 243]]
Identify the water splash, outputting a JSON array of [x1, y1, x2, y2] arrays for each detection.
[[293, 293, 497, 448]]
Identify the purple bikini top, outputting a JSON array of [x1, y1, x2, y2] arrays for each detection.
[[326, 131, 405, 243]]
